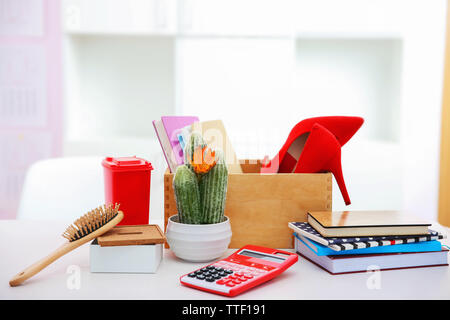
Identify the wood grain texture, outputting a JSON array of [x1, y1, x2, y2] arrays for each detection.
[[164, 160, 332, 249], [97, 224, 166, 246], [439, 1, 450, 228]]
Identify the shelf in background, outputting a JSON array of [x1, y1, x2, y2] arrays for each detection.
[[61, 0, 448, 223], [294, 37, 402, 143], [63, 34, 176, 141], [63, 0, 177, 35]]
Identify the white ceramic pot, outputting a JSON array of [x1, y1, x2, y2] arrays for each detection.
[[166, 215, 232, 262]]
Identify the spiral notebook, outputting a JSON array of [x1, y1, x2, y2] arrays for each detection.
[[293, 233, 443, 256], [289, 222, 445, 251]]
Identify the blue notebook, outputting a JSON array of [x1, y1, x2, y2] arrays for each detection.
[[293, 233, 443, 256]]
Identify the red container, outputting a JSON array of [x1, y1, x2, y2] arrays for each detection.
[[102, 156, 153, 226]]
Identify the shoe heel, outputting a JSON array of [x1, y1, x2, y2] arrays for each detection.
[[327, 151, 351, 206]]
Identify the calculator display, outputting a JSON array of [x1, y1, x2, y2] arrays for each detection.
[[238, 250, 286, 263]]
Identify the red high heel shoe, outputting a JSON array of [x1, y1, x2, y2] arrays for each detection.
[[294, 123, 351, 205], [261, 116, 363, 174]]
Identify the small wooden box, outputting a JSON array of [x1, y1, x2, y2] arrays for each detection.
[[164, 160, 332, 249], [90, 225, 165, 273]]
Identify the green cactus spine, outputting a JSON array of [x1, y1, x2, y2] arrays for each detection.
[[199, 150, 228, 224], [184, 131, 206, 171], [174, 133, 229, 225], [173, 165, 202, 224]]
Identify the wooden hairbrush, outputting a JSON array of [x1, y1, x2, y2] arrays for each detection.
[[9, 204, 124, 287]]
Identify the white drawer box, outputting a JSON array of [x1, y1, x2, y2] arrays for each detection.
[[90, 239, 162, 273]]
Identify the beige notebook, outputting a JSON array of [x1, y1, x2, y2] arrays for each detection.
[[191, 120, 243, 174], [308, 210, 431, 237]]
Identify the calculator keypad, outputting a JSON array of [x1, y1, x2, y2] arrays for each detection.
[[189, 265, 230, 281], [181, 260, 271, 294]]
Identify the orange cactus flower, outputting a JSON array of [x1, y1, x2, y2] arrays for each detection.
[[191, 146, 217, 174]]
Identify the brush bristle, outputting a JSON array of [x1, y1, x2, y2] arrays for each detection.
[[62, 203, 120, 242]]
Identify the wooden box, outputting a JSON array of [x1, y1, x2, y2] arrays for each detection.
[[164, 160, 332, 249], [90, 225, 165, 273]]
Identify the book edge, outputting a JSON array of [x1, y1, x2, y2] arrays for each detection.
[[307, 211, 432, 228], [288, 222, 330, 246], [152, 119, 177, 173], [296, 251, 449, 275], [294, 233, 443, 256], [308, 215, 430, 237]]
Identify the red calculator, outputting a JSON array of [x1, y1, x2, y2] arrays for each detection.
[[179, 245, 298, 297]]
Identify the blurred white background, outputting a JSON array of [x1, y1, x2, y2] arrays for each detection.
[[1, 0, 448, 223]]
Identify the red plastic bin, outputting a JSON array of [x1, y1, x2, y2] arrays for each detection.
[[102, 156, 153, 226]]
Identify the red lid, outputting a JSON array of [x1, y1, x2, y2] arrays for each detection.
[[102, 156, 153, 171]]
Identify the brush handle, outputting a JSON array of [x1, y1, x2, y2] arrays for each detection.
[[9, 241, 79, 287], [9, 211, 124, 287]]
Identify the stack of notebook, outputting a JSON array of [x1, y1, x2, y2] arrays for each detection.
[[153, 116, 242, 174], [289, 211, 448, 275]]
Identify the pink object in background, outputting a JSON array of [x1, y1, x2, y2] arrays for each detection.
[[0, 0, 63, 219], [161, 116, 199, 165]]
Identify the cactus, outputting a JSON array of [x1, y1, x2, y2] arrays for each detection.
[[184, 131, 206, 171], [173, 165, 202, 224], [173, 134, 228, 225], [199, 149, 228, 224]]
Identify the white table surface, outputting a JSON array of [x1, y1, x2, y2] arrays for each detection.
[[1, 219, 449, 300]]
